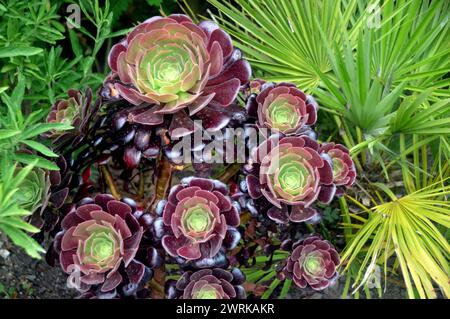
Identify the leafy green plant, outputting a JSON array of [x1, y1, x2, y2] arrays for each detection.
[[0, 75, 72, 170], [206, 0, 450, 163], [313, 2, 449, 168], [340, 148, 450, 299], [0, 158, 45, 258], [204, 0, 366, 89], [0, 0, 130, 105], [0, 75, 72, 258]]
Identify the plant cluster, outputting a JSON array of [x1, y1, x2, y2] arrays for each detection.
[[1, 0, 448, 300], [16, 13, 356, 299]]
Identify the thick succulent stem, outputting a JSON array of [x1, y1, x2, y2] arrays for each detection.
[[217, 163, 242, 183], [138, 169, 145, 200], [99, 164, 122, 200], [148, 275, 165, 299], [148, 156, 174, 299], [148, 155, 173, 212]]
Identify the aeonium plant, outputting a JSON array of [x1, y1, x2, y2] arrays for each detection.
[[46, 89, 98, 145], [106, 14, 251, 138], [54, 194, 148, 293], [246, 80, 318, 136], [12, 166, 49, 215], [319, 143, 356, 196], [245, 134, 336, 224], [37, 11, 357, 300], [283, 236, 340, 291], [166, 268, 246, 299], [156, 177, 241, 263]]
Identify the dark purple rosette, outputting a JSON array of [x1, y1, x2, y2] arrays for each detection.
[[319, 143, 356, 195], [54, 194, 144, 293], [246, 80, 318, 136], [160, 177, 241, 261], [246, 135, 335, 223], [46, 89, 99, 148], [283, 236, 339, 291], [167, 268, 246, 299], [106, 14, 251, 137]]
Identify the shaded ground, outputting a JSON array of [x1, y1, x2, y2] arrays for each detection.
[[0, 240, 76, 299]]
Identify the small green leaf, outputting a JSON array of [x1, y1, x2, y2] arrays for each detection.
[[68, 28, 82, 57], [0, 217, 40, 233], [261, 279, 280, 299], [13, 153, 59, 170], [21, 140, 58, 157], [0, 224, 44, 259], [279, 279, 292, 298], [0, 129, 20, 140], [21, 123, 73, 140], [0, 46, 43, 58], [0, 207, 32, 218], [146, 0, 163, 7]]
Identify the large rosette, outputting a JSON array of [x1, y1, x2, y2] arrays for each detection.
[[108, 14, 251, 115], [54, 194, 144, 292], [246, 80, 318, 136], [283, 236, 340, 291], [246, 135, 335, 223], [160, 177, 241, 261]]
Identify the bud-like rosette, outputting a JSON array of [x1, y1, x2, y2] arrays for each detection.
[[319, 143, 356, 188], [55, 194, 144, 292], [47, 92, 81, 127], [246, 80, 318, 136], [45, 89, 98, 150], [246, 135, 335, 223], [170, 268, 246, 299], [13, 167, 49, 214], [47, 89, 95, 133], [161, 177, 241, 261], [283, 236, 339, 291], [108, 14, 251, 114]]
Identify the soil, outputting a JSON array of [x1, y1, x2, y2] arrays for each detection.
[[0, 239, 76, 299]]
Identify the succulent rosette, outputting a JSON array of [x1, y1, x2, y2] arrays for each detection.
[[46, 89, 98, 138], [246, 135, 336, 223], [167, 268, 246, 299], [159, 177, 241, 261], [54, 194, 144, 292], [106, 14, 251, 138], [283, 236, 339, 291], [13, 167, 49, 214], [31, 155, 96, 235], [47, 91, 81, 127], [319, 143, 356, 192], [246, 80, 318, 136]]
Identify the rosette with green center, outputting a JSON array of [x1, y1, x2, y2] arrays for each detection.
[[12, 167, 49, 214], [54, 194, 144, 292], [159, 177, 240, 261], [283, 236, 339, 291], [46, 89, 98, 150], [245, 80, 318, 136], [245, 135, 336, 223], [166, 268, 246, 299], [108, 14, 251, 116], [47, 94, 80, 127], [319, 143, 356, 189]]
